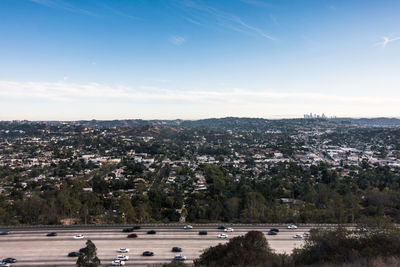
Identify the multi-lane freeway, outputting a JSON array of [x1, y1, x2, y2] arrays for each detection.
[[0, 225, 315, 266]]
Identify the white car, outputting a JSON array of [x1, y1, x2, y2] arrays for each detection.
[[112, 260, 125, 266], [224, 228, 234, 232], [293, 234, 303, 239], [183, 225, 193, 229], [73, 234, 84, 239], [118, 248, 130, 253], [116, 255, 129, 261], [0, 262, 11, 267], [217, 233, 228, 239], [174, 254, 187, 261], [287, 225, 298, 229]]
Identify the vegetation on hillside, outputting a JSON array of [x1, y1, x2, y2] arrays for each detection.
[[1, 119, 400, 225], [193, 226, 400, 267]]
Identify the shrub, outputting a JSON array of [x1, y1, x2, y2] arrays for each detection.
[[194, 231, 289, 267]]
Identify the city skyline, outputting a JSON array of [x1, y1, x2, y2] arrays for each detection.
[[1, 0, 400, 120]]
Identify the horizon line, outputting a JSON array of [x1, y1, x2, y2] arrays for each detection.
[[1, 116, 400, 122]]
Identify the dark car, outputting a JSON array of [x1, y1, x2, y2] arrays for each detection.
[[133, 226, 141, 230], [46, 232, 57, 236], [2, 258, 16, 263], [172, 247, 182, 252], [79, 247, 87, 253], [68, 252, 80, 257], [199, 231, 208, 235], [122, 228, 134, 233], [270, 228, 280, 233], [267, 230, 277, 235], [142, 251, 154, 256], [147, 230, 156, 234], [0, 231, 9, 235], [127, 233, 138, 238], [217, 225, 226, 230]]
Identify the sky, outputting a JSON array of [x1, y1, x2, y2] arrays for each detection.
[[0, 0, 400, 120]]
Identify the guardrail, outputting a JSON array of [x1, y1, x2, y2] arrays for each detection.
[[0, 222, 359, 230]]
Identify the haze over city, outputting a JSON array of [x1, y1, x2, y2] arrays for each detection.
[[1, 0, 399, 120]]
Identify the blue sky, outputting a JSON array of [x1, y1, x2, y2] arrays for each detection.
[[0, 0, 400, 120]]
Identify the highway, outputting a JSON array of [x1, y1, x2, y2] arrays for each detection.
[[0, 225, 315, 266]]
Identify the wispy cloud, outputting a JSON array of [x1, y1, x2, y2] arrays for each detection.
[[96, 3, 141, 20], [181, 16, 203, 26], [376, 36, 400, 48], [270, 14, 279, 26], [2, 80, 400, 119], [170, 36, 186, 46], [240, 0, 271, 8], [30, 0, 95, 16], [172, 0, 275, 40], [1, 80, 398, 105]]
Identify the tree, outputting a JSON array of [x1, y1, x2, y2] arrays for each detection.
[[194, 231, 286, 267], [119, 194, 136, 223], [292, 225, 400, 266], [76, 240, 101, 267], [240, 192, 268, 222], [225, 197, 240, 220]]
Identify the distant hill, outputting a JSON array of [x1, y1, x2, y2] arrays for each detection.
[[179, 117, 272, 130], [120, 124, 181, 137], [3, 117, 400, 130], [54, 117, 400, 129], [72, 119, 182, 128], [332, 117, 400, 127]]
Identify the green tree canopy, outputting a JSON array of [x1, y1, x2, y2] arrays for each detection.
[[194, 231, 286, 267], [76, 240, 101, 267]]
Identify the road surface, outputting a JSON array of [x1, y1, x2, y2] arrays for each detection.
[[0, 225, 317, 266]]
